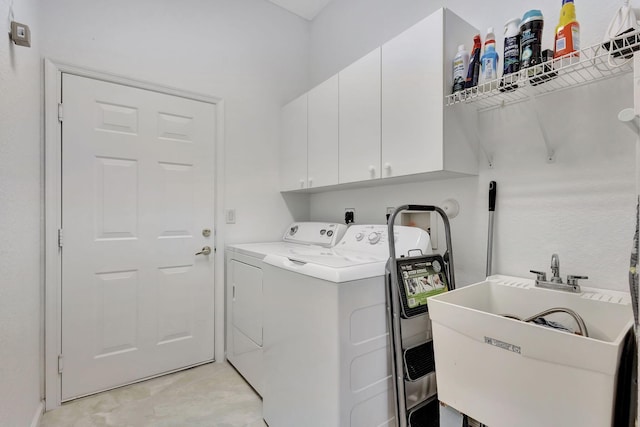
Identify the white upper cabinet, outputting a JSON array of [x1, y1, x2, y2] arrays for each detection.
[[308, 75, 339, 188], [280, 93, 308, 191], [339, 48, 381, 184], [381, 8, 479, 178], [279, 8, 478, 192]]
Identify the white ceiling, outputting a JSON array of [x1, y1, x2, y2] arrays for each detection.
[[267, 0, 333, 20]]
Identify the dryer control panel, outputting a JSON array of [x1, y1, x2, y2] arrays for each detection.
[[282, 222, 348, 247]]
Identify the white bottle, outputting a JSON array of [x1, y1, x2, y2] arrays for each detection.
[[452, 44, 469, 93]]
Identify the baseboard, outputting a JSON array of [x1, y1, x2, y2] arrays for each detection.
[[30, 401, 44, 427]]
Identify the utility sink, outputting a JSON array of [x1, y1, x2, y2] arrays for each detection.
[[428, 275, 634, 427]]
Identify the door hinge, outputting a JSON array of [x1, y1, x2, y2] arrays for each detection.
[[58, 354, 64, 374], [57, 103, 63, 122], [58, 228, 63, 248]]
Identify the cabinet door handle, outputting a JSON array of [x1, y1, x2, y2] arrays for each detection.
[[384, 163, 392, 176], [299, 179, 305, 189], [368, 165, 376, 178], [308, 178, 313, 187]]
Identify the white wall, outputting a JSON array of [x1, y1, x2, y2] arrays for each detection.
[[39, 0, 310, 365], [40, 0, 311, 244], [0, 0, 43, 425], [308, 0, 637, 290]]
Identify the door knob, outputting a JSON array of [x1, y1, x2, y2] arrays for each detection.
[[195, 246, 212, 256]]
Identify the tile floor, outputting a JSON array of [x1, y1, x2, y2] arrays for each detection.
[[40, 362, 266, 427]]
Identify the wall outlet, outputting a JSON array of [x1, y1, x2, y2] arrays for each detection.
[[344, 208, 355, 224], [386, 207, 395, 222]]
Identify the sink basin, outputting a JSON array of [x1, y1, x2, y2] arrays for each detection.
[[428, 275, 634, 427]]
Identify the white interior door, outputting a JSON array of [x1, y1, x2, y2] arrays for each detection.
[[60, 73, 216, 400]]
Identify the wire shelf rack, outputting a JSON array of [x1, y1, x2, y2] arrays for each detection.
[[445, 31, 640, 111]]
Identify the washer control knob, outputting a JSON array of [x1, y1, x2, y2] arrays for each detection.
[[355, 232, 364, 241], [368, 232, 381, 244], [327, 230, 334, 237]]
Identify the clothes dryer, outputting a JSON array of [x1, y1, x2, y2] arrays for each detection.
[[225, 222, 347, 395]]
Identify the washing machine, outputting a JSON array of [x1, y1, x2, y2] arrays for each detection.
[[262, 224, 432, 427], [225, 222, 347, 395]]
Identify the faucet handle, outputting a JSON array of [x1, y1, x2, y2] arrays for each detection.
[[530, 270, 547, 281], [567, 275, 588, 286]]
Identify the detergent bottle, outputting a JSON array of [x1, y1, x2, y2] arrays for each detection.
[[554, 0, 580, 59], [520, 10, 544, 75], [503, 18, 521, 76], [480, 27, 499, 86], [465, 34, 482, 89], [500, 18, 521, 91], [452, 44, 470, 93]]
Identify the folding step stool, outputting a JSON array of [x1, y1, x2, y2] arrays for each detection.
[[386, 205, 456, 427]]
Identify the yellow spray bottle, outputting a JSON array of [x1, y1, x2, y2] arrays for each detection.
[[554, 0, 580, 59]]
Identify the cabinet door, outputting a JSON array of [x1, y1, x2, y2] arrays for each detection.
[[339, 48, 381, 184], [308, 75, 339, 188], [280, 94, 308, 191], [382, 10, 444, 177], [230, 260, 263, 346]]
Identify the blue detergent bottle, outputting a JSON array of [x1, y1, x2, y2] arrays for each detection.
[[480, 27, 499, 86]]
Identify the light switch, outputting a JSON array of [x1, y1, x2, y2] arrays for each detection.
[[225, 209, 236, 224]]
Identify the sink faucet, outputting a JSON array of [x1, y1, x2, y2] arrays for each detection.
[[550, 253, 562, 283], [530, 253, 587, 293]]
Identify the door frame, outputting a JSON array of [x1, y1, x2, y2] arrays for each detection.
[[44, 59, 226, 410]]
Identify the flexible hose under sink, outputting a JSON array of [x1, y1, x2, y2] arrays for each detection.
[[501, 307, 589, 337]]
